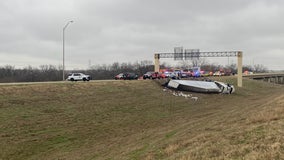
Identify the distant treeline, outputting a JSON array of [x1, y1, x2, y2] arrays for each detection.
[[0, 60, 268, 82], [0, 60, 157, 82], [0, 65, 62, 83]]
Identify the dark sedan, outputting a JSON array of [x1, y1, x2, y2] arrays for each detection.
[[115, 73, 138, 80]]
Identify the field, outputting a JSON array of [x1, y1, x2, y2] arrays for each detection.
[[0, 77, 284, 160]]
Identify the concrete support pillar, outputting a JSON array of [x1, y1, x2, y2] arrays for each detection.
[[237, 51, 243, 87], [154, 54, 160, 72]]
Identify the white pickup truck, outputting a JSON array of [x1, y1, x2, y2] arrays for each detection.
[[67, 73, 91, 81]]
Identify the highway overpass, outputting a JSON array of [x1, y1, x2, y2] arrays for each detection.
[[244, 73, 284, 84]]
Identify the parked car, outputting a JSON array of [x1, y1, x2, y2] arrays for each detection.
[[114, 73, 124, 80], [213, 71, 225, 76], [159, 72, 167, 79], [115, 73, 138, 80], [143, 72, 154, 79], [164, 72, 178, 79], [243, 70, 253, 75], [201, 71, 210, 77], [192, 70, 201, 77], [181, 71, 192, 78], [123, 73, 138, 80], [67, 73, 91, 81], [143, 72, 162, 79]]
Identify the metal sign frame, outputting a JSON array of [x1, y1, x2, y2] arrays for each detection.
[[154, 50, 243, 87]]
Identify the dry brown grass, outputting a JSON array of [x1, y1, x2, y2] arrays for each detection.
[[248, 95, 284, 124], [0, 79, 283, 159], [164, 143, 180, 156]]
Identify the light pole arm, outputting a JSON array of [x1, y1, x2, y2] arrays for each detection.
[[63, 21, 73, 31]]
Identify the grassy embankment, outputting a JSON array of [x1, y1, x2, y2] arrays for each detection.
[[0, 77, 283, 159]]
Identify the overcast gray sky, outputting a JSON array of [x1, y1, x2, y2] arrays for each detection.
[[0, 0, 284, 70]]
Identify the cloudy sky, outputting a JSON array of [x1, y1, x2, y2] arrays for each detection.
[[1, 0, 284, 70]]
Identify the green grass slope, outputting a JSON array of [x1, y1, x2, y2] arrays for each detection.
[[0, 78, 283, 160]]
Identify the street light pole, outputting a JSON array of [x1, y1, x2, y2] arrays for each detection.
[[63, 20, 73, 81]]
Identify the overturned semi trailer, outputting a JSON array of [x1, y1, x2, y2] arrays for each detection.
[[167, 80, 235, 94]]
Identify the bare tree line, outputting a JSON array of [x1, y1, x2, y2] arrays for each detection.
[[0, 60, 268, 82], [0, 65, 62, 83]]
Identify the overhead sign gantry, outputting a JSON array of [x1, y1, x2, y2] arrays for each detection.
[[154, 48, 243, 87]]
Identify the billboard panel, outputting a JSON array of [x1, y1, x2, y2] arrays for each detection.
[[174, 47, 183, 60], [184, 49, 200, 60]]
